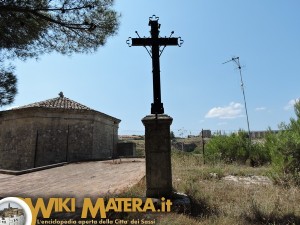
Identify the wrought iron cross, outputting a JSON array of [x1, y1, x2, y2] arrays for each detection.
[[127, 15, 183, 114]]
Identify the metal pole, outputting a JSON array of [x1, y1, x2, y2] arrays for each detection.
[[202, 129, 205, 164], [234, 57, 251, 142], [237, 59, 251, 142], [223, 57, 251, 142]]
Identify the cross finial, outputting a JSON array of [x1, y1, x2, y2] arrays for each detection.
[[59, 92, 64, 98], [149, 15, 159, 22]]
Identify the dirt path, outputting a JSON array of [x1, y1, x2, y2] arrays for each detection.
[[0, 158, 145, 205]]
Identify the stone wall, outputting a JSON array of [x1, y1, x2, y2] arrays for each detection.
[[117, 142, 136, 157], [172, 141, 197, 152], [0, 108, 120, 170]]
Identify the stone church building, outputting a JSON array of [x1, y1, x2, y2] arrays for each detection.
[[0, 93, 121, 171]]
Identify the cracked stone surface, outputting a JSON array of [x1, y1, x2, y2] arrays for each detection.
[[0, 158, 145, 206]]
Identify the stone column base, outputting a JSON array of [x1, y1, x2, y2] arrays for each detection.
[[142, 114, 173, 198]]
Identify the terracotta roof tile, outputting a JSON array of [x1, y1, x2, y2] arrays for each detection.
[[13, 95, 93, 111], [6, 92, 121, 123]]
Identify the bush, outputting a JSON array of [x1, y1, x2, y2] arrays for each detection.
[[249, 142, 271, 166], [264, 101, 300, 185], [205, 130, 250, 164], [205, 130, 271, 166]]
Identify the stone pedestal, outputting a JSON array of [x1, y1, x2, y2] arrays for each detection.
[[142, 114, 173, 198]]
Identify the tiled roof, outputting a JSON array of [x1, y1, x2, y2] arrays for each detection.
[[12, 92, 93, 111], [3, 92, 121, 122]]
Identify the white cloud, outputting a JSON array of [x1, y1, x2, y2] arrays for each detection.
[[284, 98, 300, 111], [255, 107, 266, 111], [205, 102, 244, 119]]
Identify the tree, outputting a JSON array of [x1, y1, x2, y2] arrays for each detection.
[[264, 100, 300, 185], [0, 0, 119, 106], [0, 64, 17, 106]]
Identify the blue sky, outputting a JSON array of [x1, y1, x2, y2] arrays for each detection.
[[3, 1, 300, 136]]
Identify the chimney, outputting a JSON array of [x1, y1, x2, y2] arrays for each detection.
[[59, 92, 64, 98]]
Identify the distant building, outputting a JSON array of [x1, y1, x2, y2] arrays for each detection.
[[0, 203, 24, 225], [187, 135, 198, 138], [250, 130, 279, 139], [0, 93, 121, 170], [200, 130, 212, 138]]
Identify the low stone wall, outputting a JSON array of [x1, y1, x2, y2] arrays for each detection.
[[117, 142, 136, 157], [172, 142, 197, 152]]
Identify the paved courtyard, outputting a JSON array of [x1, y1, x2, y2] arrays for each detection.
[[0, 158, 145, 205]]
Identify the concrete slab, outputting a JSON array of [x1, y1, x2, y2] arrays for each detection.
[[0, 158, 145, 205]]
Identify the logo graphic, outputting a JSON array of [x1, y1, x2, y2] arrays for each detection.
[[0, 198, 32, 225]]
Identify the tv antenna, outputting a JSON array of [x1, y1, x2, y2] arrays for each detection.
[[223, 57, 251, 142]]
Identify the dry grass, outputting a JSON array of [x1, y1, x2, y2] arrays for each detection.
[[52, 149, 300, 224], [170, 150, 300, 224], [118, 150, 300, 225]]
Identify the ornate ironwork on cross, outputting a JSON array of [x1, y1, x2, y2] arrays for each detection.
[[127, 15, 183, 115]]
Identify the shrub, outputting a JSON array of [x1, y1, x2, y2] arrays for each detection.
[[264, 101, 300, 185], [205, 130, 250, 164], [205, 130, 271, 166], [249, 142, 271, 166]]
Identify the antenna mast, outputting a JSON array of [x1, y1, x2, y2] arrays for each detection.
[[223, 57, 251, 142]]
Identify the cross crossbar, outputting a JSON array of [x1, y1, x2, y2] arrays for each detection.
[[131, 37, 179, 46]]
